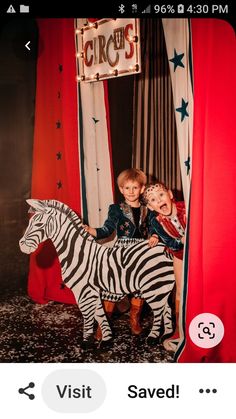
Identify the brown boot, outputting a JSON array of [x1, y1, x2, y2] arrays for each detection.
[[130, 298, 144, 335], [94, 300, 116, 341], [116, 296, 130, 313]]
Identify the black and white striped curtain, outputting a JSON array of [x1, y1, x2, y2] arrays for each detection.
[[132, 18, 182, 196]]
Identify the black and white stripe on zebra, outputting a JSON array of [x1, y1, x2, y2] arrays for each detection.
[[19, 199, 175, 348]]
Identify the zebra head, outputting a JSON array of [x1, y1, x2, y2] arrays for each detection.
[[19, 199, 59, 254]]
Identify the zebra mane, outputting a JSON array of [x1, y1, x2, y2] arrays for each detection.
[[44, 200, 93, 241]]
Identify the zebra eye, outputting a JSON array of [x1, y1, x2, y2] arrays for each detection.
[[35, 223, 43, 227]]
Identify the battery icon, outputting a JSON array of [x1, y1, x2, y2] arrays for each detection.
[[177, 4, 184, 13]]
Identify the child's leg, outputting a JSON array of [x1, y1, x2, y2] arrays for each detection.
[[95, 300, 116, 341], [130, 297, 144, 335], [163, 257, 183, 351], [173, 255, 182, 302], [172, 256, 183, 337]]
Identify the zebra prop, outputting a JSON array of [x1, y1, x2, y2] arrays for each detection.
[[19, 199, 175, 348]]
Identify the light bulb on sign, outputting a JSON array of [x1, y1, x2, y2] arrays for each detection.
[[75, 28, 84, 35], [127, 35, 139, 43], [76, 75, 85, 82], [76, 52, 84, 59]]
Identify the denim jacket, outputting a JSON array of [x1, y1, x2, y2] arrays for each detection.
[[96, 202, 149, 240]]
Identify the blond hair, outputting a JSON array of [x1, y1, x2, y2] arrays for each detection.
[[117, 168, 147, 188]]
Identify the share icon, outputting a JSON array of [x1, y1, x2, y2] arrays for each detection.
[[18, 382, 35, 400]]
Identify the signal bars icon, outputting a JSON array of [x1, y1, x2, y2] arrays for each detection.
[[142, 4, 151, 13]]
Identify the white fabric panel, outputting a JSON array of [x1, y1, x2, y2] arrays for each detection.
[[76, 19, 114, 228], [162, 19, 193, 207]]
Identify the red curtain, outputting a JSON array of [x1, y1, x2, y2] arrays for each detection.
[[179, 19, 236, 362], [28, 19, 80, 304]]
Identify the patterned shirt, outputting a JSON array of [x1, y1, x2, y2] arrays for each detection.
[[149, 201, 186, 260]]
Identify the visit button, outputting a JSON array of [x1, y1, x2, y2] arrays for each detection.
[[42, 369, 106, 413]]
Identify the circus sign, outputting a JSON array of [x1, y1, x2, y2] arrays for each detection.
[[76, 18, 141, 82]]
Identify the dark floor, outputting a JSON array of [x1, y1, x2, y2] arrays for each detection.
[[0, 289, 175, 363]]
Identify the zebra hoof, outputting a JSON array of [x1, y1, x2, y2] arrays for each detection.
[[81, 339, 95, 350], [146, 336, 160, 346], [160, 332, 174, 343], [98, 339, 113, 350]]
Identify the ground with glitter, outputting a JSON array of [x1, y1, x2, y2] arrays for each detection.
[[0, 291, 174, 363]]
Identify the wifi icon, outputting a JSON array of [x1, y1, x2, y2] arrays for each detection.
[[142, 5, 151, 13]]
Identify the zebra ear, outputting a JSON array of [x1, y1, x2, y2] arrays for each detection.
[[26, 199, 48, 213]]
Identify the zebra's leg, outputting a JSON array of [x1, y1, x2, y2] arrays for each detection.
[[78, 289, 99, 349], [144, 297, 166, 346], [94, 299, 113, 343]]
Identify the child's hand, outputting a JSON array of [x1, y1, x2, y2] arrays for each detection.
[[181, 235, 185, 244], [82, 224, 97, 237], [148, 235, 159, 247]]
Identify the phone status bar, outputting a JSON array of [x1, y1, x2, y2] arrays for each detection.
[[0, 1, 234, 21], [117, 2, 232, 17]]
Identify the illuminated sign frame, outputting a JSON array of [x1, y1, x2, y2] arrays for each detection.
[[76, 18, 141, 82]]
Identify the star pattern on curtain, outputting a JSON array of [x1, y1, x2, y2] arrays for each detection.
[[169, 48, 185, 71], [56, 151, 62, 160], [176, 98, 189, 122], [184, 157, 190, 175], [92, 117, 99, 124], [57, 180, 62, 189], [162, 19, 193, 204], [56, 120, 62, 128]]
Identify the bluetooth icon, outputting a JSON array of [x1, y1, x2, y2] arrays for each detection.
[[118, 4, 125, 13]]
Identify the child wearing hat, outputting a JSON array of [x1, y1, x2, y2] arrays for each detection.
[[144, 182, 186, 351]]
